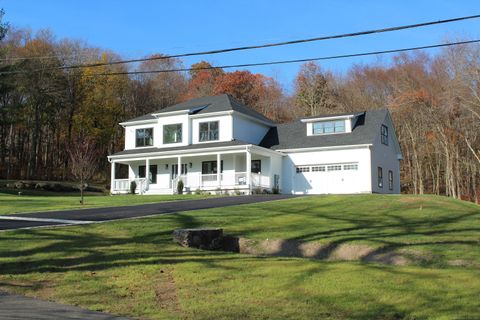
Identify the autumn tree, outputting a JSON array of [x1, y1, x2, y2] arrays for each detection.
[[294, 62, 338, 116], [68, 133, 98, 204], [183, 61, 223, 100]]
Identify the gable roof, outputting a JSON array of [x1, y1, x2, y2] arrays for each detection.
[[123, 94, 275, 125], [260, 109, 389, 150]]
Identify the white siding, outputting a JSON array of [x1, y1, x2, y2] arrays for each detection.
[[124, 122, 159, 150], [232, 115, 270, 144], [191, 115, 233, 144]]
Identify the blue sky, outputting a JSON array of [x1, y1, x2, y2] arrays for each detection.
[[1, 1, 479, 91]]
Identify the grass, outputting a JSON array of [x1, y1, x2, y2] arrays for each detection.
[[0, 194, 479, 319], [0, 193, 214, 215]]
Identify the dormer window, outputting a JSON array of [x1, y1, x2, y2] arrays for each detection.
[[199, 121, 219, 142], [163, 123, 182, 144], [136, 128, 153, 147], [312, 120, 345, 135], [381, 125, 388, 145]]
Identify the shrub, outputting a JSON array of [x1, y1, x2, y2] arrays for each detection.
[[272, 187, 280, 194], [233, 188, 241, 196], [130, 181, 137, 194], [253, 186, 262, 194], [177, 180, 184, 194], [194, 188, 202, 195]]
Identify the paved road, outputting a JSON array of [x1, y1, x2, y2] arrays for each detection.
[[0, 195, 296, 231], [0, 291, 129, 319]]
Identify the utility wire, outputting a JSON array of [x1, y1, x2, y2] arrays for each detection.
[[1, 14, 479, 67], [82, 39, 480, 77]]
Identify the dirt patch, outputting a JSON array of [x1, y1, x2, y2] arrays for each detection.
[[0, 279, 56, 300], [236, 238, 410, 266], [155, 268, 182, 315]]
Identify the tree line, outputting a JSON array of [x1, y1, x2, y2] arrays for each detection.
[[0, 24, 479, 202]]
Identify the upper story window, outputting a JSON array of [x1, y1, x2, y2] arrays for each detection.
[[381, 125, 388, 145], [163, 123, 182, 144], [199, 121, 219, 142], [136, 128, 153, 147], [312, 120, 345, 135]]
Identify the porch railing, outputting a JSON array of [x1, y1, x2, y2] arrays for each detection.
[[112, 178, 147, 194]]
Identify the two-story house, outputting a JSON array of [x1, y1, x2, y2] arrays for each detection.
[[108, 94, 402, 195]]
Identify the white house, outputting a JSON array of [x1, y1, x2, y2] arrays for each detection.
[[108, 94, 402, 195]]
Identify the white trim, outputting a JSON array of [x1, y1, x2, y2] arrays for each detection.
[[277, 144, 372, 153], [300, 114, 357, 123], [190, 110, 233, 118], [151, 110, 190, 117], [119, 119, 158, 127]]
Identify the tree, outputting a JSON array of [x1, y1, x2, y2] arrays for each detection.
[[183, 61, 224, 100], [68, 134, 98, 205], [294, 62, 338, 116]]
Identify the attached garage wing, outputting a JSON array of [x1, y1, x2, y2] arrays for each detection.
[[293, 162, 360, 194]]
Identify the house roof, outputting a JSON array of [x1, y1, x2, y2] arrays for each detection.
[[123, 94, 275, 125], [260, 109, 389, 150], [109, 139, 250, 158]]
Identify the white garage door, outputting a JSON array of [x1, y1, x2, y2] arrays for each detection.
[[293, 163, 360, 194]]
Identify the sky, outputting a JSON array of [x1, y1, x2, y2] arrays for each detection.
[[1, 0, 479, 91]]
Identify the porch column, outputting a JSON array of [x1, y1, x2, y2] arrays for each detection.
[[217, 153, 221, 187], [246, 148, 252, 193], [145, 158, 150, 193], [177, 156, 182, 187], [110, 161, 115, 194]]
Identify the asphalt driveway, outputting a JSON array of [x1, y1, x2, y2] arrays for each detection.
[[0, 195, 296, 231]]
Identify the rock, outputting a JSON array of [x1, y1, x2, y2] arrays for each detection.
[[173, 228, 224, 250], [14, 181, 24, 189]]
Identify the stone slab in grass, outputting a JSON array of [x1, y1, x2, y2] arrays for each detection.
[[173, 228, 224, 250]]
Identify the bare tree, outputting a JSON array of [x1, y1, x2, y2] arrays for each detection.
[[68, 134, 98, 205]]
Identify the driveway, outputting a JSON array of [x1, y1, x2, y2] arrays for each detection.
[[0, 195, 296, 231], [0, 291, 129, 319]]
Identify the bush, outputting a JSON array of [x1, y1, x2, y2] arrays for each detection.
[[272, 187, 280, 194], [233, 188, 241, 196], [194, 188, 202, 195], [253, 186, 262, 194], [130, 181, 137, 194], [177, 180, 184, 194]]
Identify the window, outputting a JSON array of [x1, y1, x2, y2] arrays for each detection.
[[136, 128, 153, 147], [388, 170, 393, 190], [343, 164, 358, 170], [251, 160, 261, 173], [163, 123, 182, 144], [202, 160, 223, 174], [296, 166, 310, 173], [381, 125, 388, 145], [171, 164, 187, 178], [138, 165, 157, 184], [311, 166, 325, 172], [312, 120, 345, 135], [327, 165, 342, 171], [199, 121, 219, 142], [378, 167, 383, 188]]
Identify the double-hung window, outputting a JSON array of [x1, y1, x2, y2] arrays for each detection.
[[388, 170, 393, 190], [312, 120, 345, 135], [381, 125, 388, 145], [199, 121, 219, 142], [378, 167, 383, 188], [136, 128, 153, 147], [163, 123, 182, 144]]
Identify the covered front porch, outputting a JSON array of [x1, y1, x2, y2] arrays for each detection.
[[110, 146, 282, 195]]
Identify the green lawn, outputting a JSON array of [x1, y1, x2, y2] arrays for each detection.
[[0, 193, 213, 215], [0, 195, 479, 319]]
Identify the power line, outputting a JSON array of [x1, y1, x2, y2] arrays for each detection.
[[83, 39, 480, 77], [1, 14, 479, 68]]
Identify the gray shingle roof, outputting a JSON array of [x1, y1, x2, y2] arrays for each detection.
[[110, 139, 250, 157], [260, 110, 388, 150], [123, 94, 275, 125]]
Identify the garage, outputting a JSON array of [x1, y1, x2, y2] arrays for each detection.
[[293, 162, 360, 194]]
